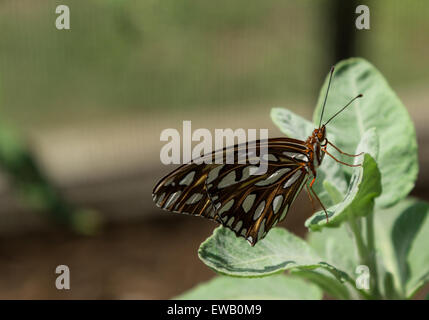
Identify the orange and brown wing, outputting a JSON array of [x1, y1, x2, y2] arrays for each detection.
[[152, 163, 218, 220], [152, 138, 310, 245]]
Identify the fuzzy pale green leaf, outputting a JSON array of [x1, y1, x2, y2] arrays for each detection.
[[313, 58, 418, 207], [176, 274, 322, 300], [375, 198, 429, 298], [295, 225, 362, 299], [271, 108, 314, 141], [198, 226, 352, 283], [305, 129, 382, 230], [291, 269, 351, 300], [270, 108, 347, 207], [307, 226, 358, 280]]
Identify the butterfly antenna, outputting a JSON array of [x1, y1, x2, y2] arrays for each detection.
[[318, 66, 335, 129], [324, 94, 363, 126]]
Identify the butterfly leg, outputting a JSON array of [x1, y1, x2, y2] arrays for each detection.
[[308, 173, 329, 223], [327, 141, 363, 157], [323, 147, 361, 167], [305, 179, 317, 213]]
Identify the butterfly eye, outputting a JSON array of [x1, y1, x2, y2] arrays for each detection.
[[317, 129, 326, 141]]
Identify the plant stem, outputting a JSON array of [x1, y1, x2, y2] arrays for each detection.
[[348, 216, 375, 299], [348, 213, 381, 299], [348, 217, 367, 299], [365, 211, 381, 299], [348, 217, 367, 265]]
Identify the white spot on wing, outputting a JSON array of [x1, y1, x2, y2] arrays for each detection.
[[164, 177, 175, 186], [296, 154, 308, 162], [179, 171, 195, 186], [292, 179, 307, 203], [156, 192, 166, 206], [253, 201, 265, 221], [164, 191, 182, 209], [283, 151, 308, 162], [255, 168, 291, 186], [219, 199, 234, 215], [262, 153, 278, 162], [207, 165, 224, 184], [234, 220, 243, 232], [272, 218, 279, 227], [209, 207, 217, 218], [273, 195, 283, 214], [185, 193, 203, 205], [280, 204, 289, 220], [284, 170, 302, 188], [218, 171, 236, 189], [238, 166, 254, 182], [242, 194, 256, 213]]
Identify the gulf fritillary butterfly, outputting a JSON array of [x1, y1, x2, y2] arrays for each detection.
[[152, 66, 363, 246]]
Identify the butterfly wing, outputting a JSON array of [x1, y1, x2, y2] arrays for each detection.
[[152, 138, 310, 245], [206, 151, 308, 246], [152, 163, 219, 220]]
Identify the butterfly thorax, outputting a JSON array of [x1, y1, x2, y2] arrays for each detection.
[[305, 125, 327, 169]]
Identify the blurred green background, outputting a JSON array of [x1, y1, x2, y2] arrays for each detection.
[[0, 0, 428, 299], [1, 0, 428, 126]]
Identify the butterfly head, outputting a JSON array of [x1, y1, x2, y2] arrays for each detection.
[[314, 125, 326, 143]]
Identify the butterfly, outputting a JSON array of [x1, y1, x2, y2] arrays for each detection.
[[152, 66, 363, 246]]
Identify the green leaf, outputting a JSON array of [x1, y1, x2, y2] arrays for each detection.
[[176, 274, 322, 300], [383, 272, 401, 299], [198, 226, 352, 283], [313, 58, 418, 208], [291, 269, 351, 300], [271, 108, 315, 141], [375, 198, 429, 298], [297, 224, 362, 299], [270, 107, 347, 207], [307, 225, 358, 280], [323, 180, 344, 204], [305, 129, 382, 230]]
